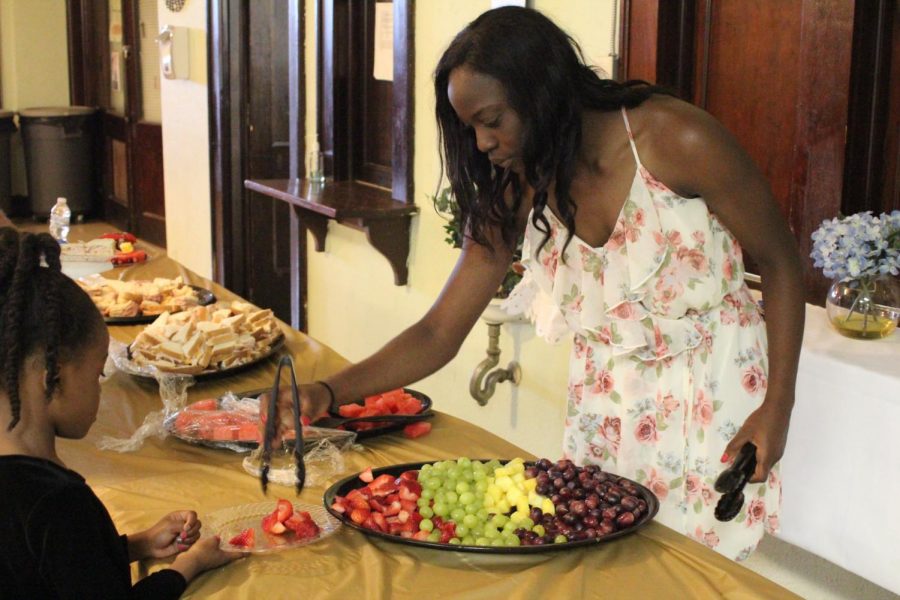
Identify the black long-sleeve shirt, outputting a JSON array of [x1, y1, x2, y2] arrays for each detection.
[[0, 455, 187, 599]]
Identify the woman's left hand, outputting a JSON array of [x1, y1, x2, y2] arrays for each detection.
[[130, 511, 202, 560], [723, 398, 792, 484]]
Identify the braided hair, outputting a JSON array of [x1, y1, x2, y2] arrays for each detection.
[[434, 6, 674, 256], [0, 227, 104, 430]]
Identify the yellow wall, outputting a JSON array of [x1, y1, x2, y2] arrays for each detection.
[[304, 1, 619, 459], [156, 0, 212, 277], [0, 0, 71, 197]]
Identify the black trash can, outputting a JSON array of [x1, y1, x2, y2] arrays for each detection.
[[0, 110, 16, 215], [19, 106, 98, 218]]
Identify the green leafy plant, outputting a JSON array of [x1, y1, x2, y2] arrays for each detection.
[[431, 186, 524, 299]]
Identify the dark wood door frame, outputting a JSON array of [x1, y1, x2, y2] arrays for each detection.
[[208, 0, 307, 328]]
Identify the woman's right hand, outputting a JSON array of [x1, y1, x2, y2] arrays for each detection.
[[170, 536, 245, 582], [258, 382, 333, 442]]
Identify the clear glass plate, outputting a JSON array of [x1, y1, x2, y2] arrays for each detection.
[[206, 501, 341, 553]]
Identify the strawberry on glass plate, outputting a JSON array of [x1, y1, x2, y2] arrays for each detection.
[[208, 499, 340, 553]]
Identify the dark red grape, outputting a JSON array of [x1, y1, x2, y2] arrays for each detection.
[[585, 493, 600, 510], [599, 519, 616, 535], [584, 528, 599, 539], [569, 500, 586, 517], [553, 477, 566, 490], [621, 495, 639, 511], [583, 515, 599, 528], [616, 512, 636, 528]]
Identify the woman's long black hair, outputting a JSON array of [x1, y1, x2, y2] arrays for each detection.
[[0, 227, 103, 430], [434, 6, 670, 254]]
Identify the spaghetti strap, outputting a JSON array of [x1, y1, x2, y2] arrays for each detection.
[[620, 107, 643, 167]]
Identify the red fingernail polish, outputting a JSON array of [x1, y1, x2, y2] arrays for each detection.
[[721, 453, 729, 463]]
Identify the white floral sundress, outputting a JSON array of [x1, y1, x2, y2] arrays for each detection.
[[507, 108, 781, 560]]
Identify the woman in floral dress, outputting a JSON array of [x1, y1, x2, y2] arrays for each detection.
[[278, 7, 804, 560]]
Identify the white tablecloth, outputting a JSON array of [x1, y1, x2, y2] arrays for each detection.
[[778, 303, 900, 594]]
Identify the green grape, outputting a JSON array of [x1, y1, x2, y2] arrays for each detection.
[[420, 519, 434, 532], [519, 517, 535, 530], [420, 488, 434, 500], [433, 502, 449, 518], [476, 508, 490, 521], [434, 490, 447, 504], [443, 478, 459, 492], [462, 535, 476, 545], [457, 457, 472, 468], [458, 491, 475, 506], [444, 491, 459, 505], [504, 534, 521, 547], [464, 503, 479, 515], [490, 538, 505, 547], [532, 524, 546, 537], [473, 469, 486, 481], [417, 497, 430, 508], [425, 478, 442, 490], [455, 524, 470, 537], [450, 508, 466, 522], [475, 537, 491, 546], [462, 514, 479, 529], [554, 534, 568, 544], [491, 514, 509, 528], [502, 521, 517, 535], [448, 538, 462, 545], [427, 531, 441, 543], [447, 467, 461, 480], [461, 469, 475, 482], [455, 481, 471, 494], [419, 506, 434, 519], [483, 527, 499, 540], [475, 481, 489, 494]]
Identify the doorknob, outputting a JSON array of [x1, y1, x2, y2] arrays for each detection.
[[122, 45, 132, 60]]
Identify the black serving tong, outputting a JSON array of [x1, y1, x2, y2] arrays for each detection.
[[260, 356, 305, 495], [713, 442, 757, 521]]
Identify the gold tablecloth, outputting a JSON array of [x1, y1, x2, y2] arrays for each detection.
[[45, 223, 796, 599]]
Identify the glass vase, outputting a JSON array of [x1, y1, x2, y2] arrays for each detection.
[[825, 275, 900, 339]]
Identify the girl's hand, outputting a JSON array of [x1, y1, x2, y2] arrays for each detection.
[[130, 511, 202, 560], [171, 536, 246, 583], [723, 398, 792, 484]]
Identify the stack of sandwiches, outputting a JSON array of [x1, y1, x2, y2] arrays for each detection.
[[79, 276, 201, 318], [129, 301, 282, 374]]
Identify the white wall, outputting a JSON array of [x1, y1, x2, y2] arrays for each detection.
[[156, 0, 212, 277]]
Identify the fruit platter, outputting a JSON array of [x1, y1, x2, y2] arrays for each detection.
[[167, 387, 434, 452], [208, 498, 340, 553], [324, 457, 658, 553]]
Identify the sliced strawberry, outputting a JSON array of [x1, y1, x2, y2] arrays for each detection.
[[382, 500, 402, 517], [399, 499, 417, 514], [284, 512, 320, 539], [261, 512, 280, 534], [275, 499, 294, 522], [371, 512, 388, 533], [439, 521, 457, 544], [399, 531, 414, 538], [397, 509, 410, 524], [398, 480, 422, 501], [349, 508, 371, 525], [330, 500, 347, 514], [369, 474, 399, 497], [386, 492, 401, 504], [403, 421, 432, 439], [228, 527, 255, 548], [368, 497, 389, 513], [388, 521, 405, 535], [359, 467, 374, 483], [412, 530, 431, 541], [398, 470, 419, 482]]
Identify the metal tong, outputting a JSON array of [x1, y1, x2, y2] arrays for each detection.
[[260, 356, 306, 495], [713, 442, 757, 521]]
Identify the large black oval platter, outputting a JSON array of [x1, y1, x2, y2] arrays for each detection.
[[323, 460, 659, 554]]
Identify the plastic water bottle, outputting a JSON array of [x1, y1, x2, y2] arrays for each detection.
[[49, 197, 71, 243]]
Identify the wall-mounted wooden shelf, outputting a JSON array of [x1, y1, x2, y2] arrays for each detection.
[[244, 178, 418, 285]]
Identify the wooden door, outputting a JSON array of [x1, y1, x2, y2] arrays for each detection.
[[244, 0, 296, 323], [208, 0, 305, 327], [621, 0, 898, 303], [67, 0, 165, 246]]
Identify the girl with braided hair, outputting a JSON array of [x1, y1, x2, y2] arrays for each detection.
[[0, 227, 243, 598]]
